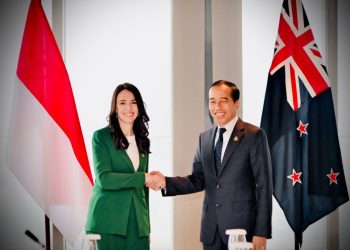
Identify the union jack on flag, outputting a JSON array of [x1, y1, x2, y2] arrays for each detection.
[[261, 0, 349, 247], [269, 0, 330, 111]]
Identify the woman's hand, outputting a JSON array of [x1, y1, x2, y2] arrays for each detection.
[[145, 172, 165, 191]]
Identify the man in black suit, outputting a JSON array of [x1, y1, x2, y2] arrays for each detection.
[[151, 80, 272, 250]]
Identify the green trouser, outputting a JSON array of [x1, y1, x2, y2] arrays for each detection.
[[89, 204, 149, 250]]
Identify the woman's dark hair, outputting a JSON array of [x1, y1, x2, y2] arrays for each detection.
[[108, 83, 150, 154], [211, 80, 240, 102]]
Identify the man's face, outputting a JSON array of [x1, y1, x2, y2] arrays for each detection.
[[208, 84, 239, 126]]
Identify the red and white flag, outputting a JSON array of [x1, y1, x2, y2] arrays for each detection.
[[7, 0, 93, 243]]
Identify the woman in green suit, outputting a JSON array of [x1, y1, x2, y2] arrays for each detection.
[[85, 83, 164, 250]]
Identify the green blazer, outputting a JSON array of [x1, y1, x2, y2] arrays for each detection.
[[85, 127, 150, 236]]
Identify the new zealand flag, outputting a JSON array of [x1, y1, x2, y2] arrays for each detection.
[[260, 0, 349, 246]]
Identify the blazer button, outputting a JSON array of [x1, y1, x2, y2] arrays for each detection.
[[216, 184, 220, 189], [216, 203, 220, 207]]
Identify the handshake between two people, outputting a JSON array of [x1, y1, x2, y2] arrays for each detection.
[[145, 171, 165, 191]]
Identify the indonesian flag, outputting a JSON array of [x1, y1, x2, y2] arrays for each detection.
[[6, 0, 93, 244]]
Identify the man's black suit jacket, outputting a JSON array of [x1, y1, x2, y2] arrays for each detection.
[[163, 118, 272, 244]]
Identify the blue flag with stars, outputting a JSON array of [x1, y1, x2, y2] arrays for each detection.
[[260, 0, 349, 247]]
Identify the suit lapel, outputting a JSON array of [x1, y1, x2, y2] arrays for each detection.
[[204, 127, 217, 177], [217, 118, 245, 177]]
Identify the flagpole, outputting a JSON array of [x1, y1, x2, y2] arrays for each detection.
[[204, 0, 213, 128], [294, 233, 300, 250], [45, 215, 51, 250]]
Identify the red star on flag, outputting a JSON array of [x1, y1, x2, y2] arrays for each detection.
[[287, 169, 302, 186], [297, 120, 309, 137], [327, 168, 340, 185]]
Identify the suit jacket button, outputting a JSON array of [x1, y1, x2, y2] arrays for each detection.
[[216, 203, 220, 207], [216, 184, 220, 189]]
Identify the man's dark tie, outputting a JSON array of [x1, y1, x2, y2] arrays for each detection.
[[214, 127, 226, 175]]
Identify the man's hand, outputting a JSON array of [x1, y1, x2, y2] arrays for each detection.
[[145, 171, 165, 191], [252, 236, 267, 250]]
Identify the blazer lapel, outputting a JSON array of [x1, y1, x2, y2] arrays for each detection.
[[119, 150, 135, 172], [118, 146, 147, 173], [137, 153, 147, 172], [217, 118, 245, 177]]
